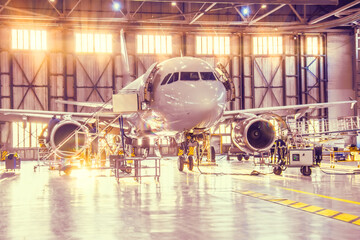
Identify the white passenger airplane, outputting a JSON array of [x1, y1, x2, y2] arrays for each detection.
[[0, 57, 356, 171]]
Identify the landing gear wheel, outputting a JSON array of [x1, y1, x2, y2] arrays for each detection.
[[237, 155, 243, 161], [273, 166, 282, 175], [244, 155, 250, 160], [210, 146, 216, 162], [188, 156, 194, 171], [178, 156, 185, 172], [301, 166, 312, 176], [125, 166, 132, 174], [63, 165, 72, 176]]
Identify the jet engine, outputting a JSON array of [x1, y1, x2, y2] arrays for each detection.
[[49, 120, 88, 158], [231, 117, 276, 153]]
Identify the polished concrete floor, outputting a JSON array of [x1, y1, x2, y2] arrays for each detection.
[[1, 156, 360, 240]]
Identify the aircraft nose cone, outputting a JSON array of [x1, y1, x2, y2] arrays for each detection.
[[198, 82, 226, 109], [191, 81, 226, 127], [154, 80, 227, 132]]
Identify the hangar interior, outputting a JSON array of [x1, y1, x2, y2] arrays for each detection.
[[1, 0, 360, 239], [0, 0, 358, 158]]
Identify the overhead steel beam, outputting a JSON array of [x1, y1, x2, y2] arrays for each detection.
[[47, 0, 62, 16], [175, 4, 187, 19], [309, 0, 360, 24], [129, 0, 338, 5], [131, 1, 145, 18], [249, 4, 286, 25], [0, 0, 12, 15], [0, 4, 57, 19], [190, 2, 216, 24], [67, 0, 82, 17], [288, 4, 304, 22], [233, 5, 247, 21]]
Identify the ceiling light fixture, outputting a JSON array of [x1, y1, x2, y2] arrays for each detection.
[[242, 7, 250, 16], [113, 2, 121, 11]]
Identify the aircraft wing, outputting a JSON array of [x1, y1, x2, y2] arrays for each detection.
[[0, 108, 119, 123], [223, 100, 356, 119], [55, 100, 113, 110]]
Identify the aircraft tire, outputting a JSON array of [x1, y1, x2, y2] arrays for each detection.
[[125, 167, 132, 174], [244, 155, 250, 160], [237, 155, 243, 161], [178, 156, 185, 172], [188, 156, 194, 171], [273, 166, 282, 175], [210, 146, 216, 162], [63, 165, 72, 176]]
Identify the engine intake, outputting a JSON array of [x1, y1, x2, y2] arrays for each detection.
[[231, 118, 276, 153], [49, 120, 88, 158]]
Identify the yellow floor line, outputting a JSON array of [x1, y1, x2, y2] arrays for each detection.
[[302, 205, 324, 213], [281, 187, 360, 206], [317, 209, 340, 217], [333, 213, 359, 222], [290, 202, 309, 209], [235, 190, 360, 226], [352, 219, 360, 226], [278, 199, 297, 205]]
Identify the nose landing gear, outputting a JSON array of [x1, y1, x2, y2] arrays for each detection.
[[177, 148, 195, 172]]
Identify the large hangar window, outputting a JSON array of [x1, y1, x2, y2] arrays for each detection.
[[196, 36, 230, 55], [75, 33, 112, 53], [12, 29, 47, 50], [306, 36, 319, 55], [12, 122, 47, 148], [137, 34, 172, 54], [212, 124, 231, 145], [253, 36, 283, 55]]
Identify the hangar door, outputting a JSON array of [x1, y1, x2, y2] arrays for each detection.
[[242, 34, 327, 118]]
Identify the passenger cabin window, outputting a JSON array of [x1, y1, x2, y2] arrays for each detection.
[[200, 72, 217, 81], [181, 72, 199, 81], [167, 72, 179, 84], [161, 73, 171, 85]]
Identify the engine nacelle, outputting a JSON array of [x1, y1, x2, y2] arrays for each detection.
[[231, 118, 276, 154], [49, 120, 88, 158]]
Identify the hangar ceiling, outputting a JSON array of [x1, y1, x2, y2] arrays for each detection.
[[0, 0, 358, 32]]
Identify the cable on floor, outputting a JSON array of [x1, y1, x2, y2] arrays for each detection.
[[318, 167, 360, 175], [194, 152, 274, 176]]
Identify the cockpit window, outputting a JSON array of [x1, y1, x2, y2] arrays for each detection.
[[167, 72, 179, 84], [181, 72, 200, 81], [160, 73, 172, 85], [200, 72, 217, 81]]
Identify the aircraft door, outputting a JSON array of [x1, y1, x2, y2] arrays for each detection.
[[141, 62, 159, 105], [215, 63, 236, 102]]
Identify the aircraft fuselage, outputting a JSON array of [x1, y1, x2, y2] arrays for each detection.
[[121, 57, 227, 136]]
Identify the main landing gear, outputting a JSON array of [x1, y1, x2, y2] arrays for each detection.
[[177, 133, 201, 172], [178, 156, 194, 171], [177, 155, 194, 171], [177, 133, 216, 172]]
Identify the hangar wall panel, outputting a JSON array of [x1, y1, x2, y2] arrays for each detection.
[[327, 32, 355, 119], [242, 34, 299, 109], [75, 55, 114, 112]]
